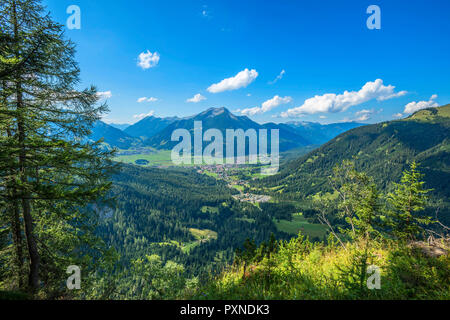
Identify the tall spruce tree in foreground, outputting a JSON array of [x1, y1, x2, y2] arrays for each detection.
[[0, 0, 115, 295], [387, 162, 432, 241]]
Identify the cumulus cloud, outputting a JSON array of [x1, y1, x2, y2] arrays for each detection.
[[354, 109, 374, 121], [186, 93, 206, 103], [137, 50, 160, 69], [353, 108, 383, 122], [403, 94, 439, 114], [241, 95, 292, 116], [133, 110, 155, 121], [207, 69, 258, 93], [137, 97, 158, 103], [281, 79, 407, 118], [96, 91, 112, 100], [269, 70, 286, 84]]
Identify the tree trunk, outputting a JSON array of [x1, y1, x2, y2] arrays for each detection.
[[10, 194, 25, 288], [12, 0, 40, 293], [2, 80, 25, 288], [17, 82, 40, 292]]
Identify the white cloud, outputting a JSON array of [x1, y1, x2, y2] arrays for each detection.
[[393, 113, 404, 118], [186, 93, 206, 103], [137, 97, 158, 103], [207, 69, 258, 93], [133, 110, 155, 121], [403, 94, 439, 114], [378, 91, 408, 101], [281, 79, 407, 118], [96, 91, 112, 100], [137, 50, 160, 70], [241, 95, 292, 116], [355, 109, 371, 116], [357, 114, 370, 121], [269, 70, 286, 84], [354, 108, 383, 122], [355, 110, 372, 121], [201, 5, 211, 18], [202, 10, 210, 18], [355, 109, 372, 119]]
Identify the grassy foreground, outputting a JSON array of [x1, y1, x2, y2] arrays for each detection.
[[193, 235, 449, 300]]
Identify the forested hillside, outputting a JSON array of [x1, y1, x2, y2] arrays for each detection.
[[257, 105, 450, 223], [197, 162, 450, 300], [96, 165, 286, 279]]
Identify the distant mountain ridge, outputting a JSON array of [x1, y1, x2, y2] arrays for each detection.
[[286, 121, 365, 145], [108, 123, 131, 131], [90, 108, 372, 152], [144, 107, 310, 152], [89, 121, 141, 149], [124, 116, 179, 140]]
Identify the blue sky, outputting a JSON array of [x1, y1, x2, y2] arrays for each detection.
[[42, 0, 450, 125]]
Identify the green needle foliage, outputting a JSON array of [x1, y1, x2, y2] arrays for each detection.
[[387, 162, 433, 241], [330, 160, 382, 241], [0, 0, 115, 296]]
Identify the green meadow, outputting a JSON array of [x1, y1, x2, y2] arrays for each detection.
[[114, 150, 174, 166], [274, 213, 328, 239]]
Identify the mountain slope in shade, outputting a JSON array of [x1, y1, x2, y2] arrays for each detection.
[[286, 121, 365, 145], [90, 121, 141, 149], [260, 104, 450, 223], [124, 116, 179, 140], [145, 107, 310, 152]]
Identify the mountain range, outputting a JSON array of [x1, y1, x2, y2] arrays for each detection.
[[143, 107, 310, 152], [92, 107, 365, 152], [124, 116, 179, 140], [286, 121, 365, 145], [90, 121, 141, 150]]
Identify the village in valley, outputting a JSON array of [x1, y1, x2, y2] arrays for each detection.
[[195, 164, 272, 205]]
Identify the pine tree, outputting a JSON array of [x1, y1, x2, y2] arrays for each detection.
[[235, 238, 256, 278], [330, 160, 381, 241], [0, 0, 115, 294], [331, 161, 382, 297], [387, 162, 432, 241]]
